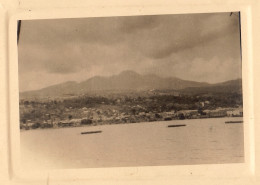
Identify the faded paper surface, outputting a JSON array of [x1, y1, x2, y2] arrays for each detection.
[[0, 0, 259, 185]]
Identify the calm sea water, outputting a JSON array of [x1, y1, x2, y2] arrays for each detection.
[[20, 117, 244, 170]]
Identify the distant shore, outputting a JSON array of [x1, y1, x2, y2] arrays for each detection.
[[19, 91, 243, 131], [20, 114, 243, 131]]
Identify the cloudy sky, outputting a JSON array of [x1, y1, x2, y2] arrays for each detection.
[[18, 12, 242, 92]]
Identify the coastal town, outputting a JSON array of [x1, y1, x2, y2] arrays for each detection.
[[19, 92, 243, 130]]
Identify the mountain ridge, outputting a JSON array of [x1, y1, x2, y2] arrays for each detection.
[[20, 70, 242, 98]]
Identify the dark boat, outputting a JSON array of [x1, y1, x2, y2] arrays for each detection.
[[81, 130, 102, 135], [168, 124, 186, 128], [225, 121, 243, 124]]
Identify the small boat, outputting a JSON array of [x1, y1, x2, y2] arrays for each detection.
[[81, 130, 102, 135], [168, 124, 186, 128], [225, 121, 243, 124]]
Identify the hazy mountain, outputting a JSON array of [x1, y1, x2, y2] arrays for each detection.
[[20, 70, 242, 98], [180, 79, 242, 94]]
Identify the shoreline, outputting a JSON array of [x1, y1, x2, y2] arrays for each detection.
[[20, 116, 243, 132]]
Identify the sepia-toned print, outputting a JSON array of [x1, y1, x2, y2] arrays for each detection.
[[18, 12, 243, 169]]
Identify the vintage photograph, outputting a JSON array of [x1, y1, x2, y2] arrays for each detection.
[[18, 12, 244, 170]]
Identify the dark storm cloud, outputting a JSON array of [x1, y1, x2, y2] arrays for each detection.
[[127, 13, 240, 59], [118, 15, 161, 33], [18, 12, 242, 91], [20, 15, 163, 49], [20, 17, 124, 47]]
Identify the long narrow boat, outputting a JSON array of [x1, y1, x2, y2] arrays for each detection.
[[168, 124, 186, 128], [225, 121, 243, 124], [81, 130, 102, 135]]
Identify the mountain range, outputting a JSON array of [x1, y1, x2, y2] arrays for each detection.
[[20, 70, 242, 98]]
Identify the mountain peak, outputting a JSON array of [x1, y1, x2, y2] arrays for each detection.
[[20, 70, 240, 99], [118, 70, 140, 76]]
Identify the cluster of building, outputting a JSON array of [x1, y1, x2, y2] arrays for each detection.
[[174, 107, 243, 119], [20, 106, 243, 130]]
